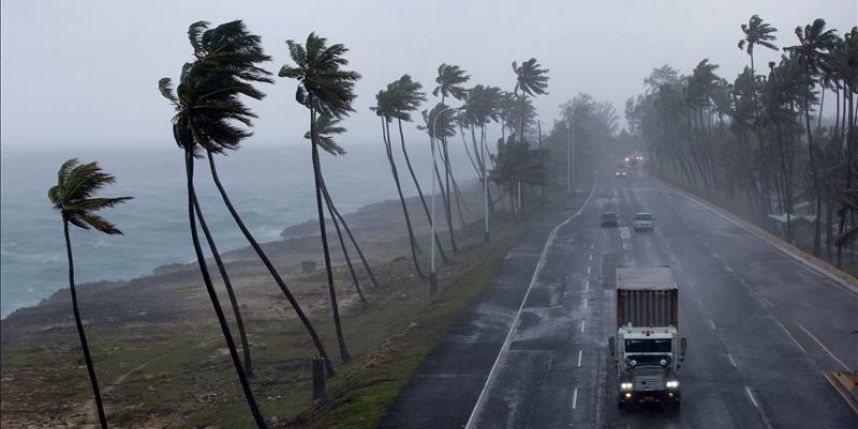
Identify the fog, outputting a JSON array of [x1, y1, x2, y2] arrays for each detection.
[[1, 0, 855, 150]]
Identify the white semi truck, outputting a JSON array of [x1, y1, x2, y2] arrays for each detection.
[[609, 266, 686, 409]]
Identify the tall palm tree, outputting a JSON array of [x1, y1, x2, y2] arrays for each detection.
[[786, 18, 838, 256], [280, 32, 361, 364], [512, 58, 549, 145], [387, 75, 449, 263], [303, 114, 368, 304], [433, 64, 470, 252], [158, 21, 274, 428], [373, 88, 427, 279], [161, 21, 338, 383], [738, 14, 778, 124], [49, 159, 131, 429]]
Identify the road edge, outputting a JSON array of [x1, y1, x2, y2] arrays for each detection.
[[649, 173, 858, 296]]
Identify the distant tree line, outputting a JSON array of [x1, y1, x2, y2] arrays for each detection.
[[626, 16, 858, 269]]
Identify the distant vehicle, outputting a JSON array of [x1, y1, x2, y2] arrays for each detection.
[[601, 211, 619, 227], [610, 266, 686, 410], [636, 153, 644, 162], [633, 212, 654, 231], [616, 169, 627, 178]]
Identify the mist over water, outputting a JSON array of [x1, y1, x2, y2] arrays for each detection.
[[0, 142, 474, 318]]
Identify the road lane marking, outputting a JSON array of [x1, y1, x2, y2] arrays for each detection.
[[590, 242, 594, 250], [695, 296, 704, 308], [728, 353, 737, 368], [777, 321, 808, 354], [796, 323, 849, 370], [709, 320, 717, 330], [464, 178, 598, 429], [724, 265, 734, 274], [577, 350, 583, 367], [587, 264, 591, 274], [758, 296, 774, 308], [584, 279, 590, 291], [739, 278, 751, 288], [745, 386, 759, 407], [588, 253, 592, 262], [572, 387, 578, 410], [580, 320, 586, 333], [583, 298, 588, 309]]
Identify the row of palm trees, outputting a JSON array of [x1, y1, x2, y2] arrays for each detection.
[[626, 15, 857, 267], [50, 20, 554, 428]]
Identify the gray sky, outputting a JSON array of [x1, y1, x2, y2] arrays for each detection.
[[1, 0, 855, 150]]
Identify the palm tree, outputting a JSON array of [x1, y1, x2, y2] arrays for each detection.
[[512, 58, 549, 144], [161, 21, 338, 384], [159, 21, 273, 428], [280, 32, 361, 364], [49, 159, 132, 429], [463, 85, 503, 213], [373, 88, 427, 279], [303, 114, 367, 304], [433, 64, 470, 253], [387, 75, 449, 263], [786, 18, 838, 256], [738, 14, 778, 123]]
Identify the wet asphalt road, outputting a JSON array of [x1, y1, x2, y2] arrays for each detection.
[[381, 167, 858, 429]]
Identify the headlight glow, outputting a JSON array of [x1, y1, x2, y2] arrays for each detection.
[[620, 382, 633, 391], [666, 380, 679, 389]]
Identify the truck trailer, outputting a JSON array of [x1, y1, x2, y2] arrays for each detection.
[[609, 266, 686, 409]]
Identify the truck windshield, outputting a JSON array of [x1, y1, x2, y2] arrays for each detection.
[[625, 339, 671, 353]]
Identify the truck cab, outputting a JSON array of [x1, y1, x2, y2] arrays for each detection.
[[609, 266, 686, 409]]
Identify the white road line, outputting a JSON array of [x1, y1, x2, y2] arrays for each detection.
[[584, 279, 590, 291], [739, 278, 751, 288], [588, 253, 593, 262], [709, 320, 717, 330], [796, 323, 849, 370], [777, 321, 808, 354], [577, 350, 583, 367], [590, 242, 594, 250], [695, 296, 704, 308], [724, 265, 734, 274], [758, 296, 774, 308], [580, 320, 586, 333], [464, 179, 598, 429], [572, 387, 578, 410], [745, 386, 759, 408], [583, 298, 588, 309], [728, 353, 737, 368], [587, 265, 591, 275]]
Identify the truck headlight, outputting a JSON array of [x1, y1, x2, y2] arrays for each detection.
[[620, 382, 633, 391], [666, 380, 679, 389]]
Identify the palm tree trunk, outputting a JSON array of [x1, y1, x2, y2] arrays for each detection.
[[63, 220, 108, 429], [310, 106, 350, 364], [185, 150, 268, 428], [459, 122, 480, 177], [805, 83, 822, 256], [318, 176, 380, 289], [383, 117, 427, 279], [205, 151, 335, 377], [396, 117, 449, 263], [191, 186, 253, 377], [322, 184, 367, 305]]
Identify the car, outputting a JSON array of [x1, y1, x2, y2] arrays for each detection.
[[601, 211, 619, 227], [616, 169, 627, 178], [633, 212, 655, 231]]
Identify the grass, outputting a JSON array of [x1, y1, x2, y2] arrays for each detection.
[[0, 204, 537, 428]]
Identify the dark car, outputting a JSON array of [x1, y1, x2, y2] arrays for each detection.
[[601, 211, 619, 227]]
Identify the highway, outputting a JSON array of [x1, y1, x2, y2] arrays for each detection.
[[382, 166, 858, 429]]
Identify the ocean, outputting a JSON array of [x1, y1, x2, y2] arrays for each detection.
[[0, 141, 476, 318]]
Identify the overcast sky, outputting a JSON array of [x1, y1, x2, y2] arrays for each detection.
[[1, 0, 855, 150]]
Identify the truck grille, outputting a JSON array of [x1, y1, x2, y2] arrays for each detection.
[[634, 367, 664, 391]]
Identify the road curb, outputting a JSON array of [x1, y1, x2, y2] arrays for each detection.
[[823, 371, 858, 415], [649, 174, 858, 297]]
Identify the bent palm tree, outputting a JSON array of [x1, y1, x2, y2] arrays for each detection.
[[280, 32, 361, 364], [433, 64, 470, 252], [512, 58, 549, 144], [49, 159, 132, 429], [303, 115, 367, 304], [738, 14, 778, 123], [373, 88, 426, 279], [162, 21, 336, 382]]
